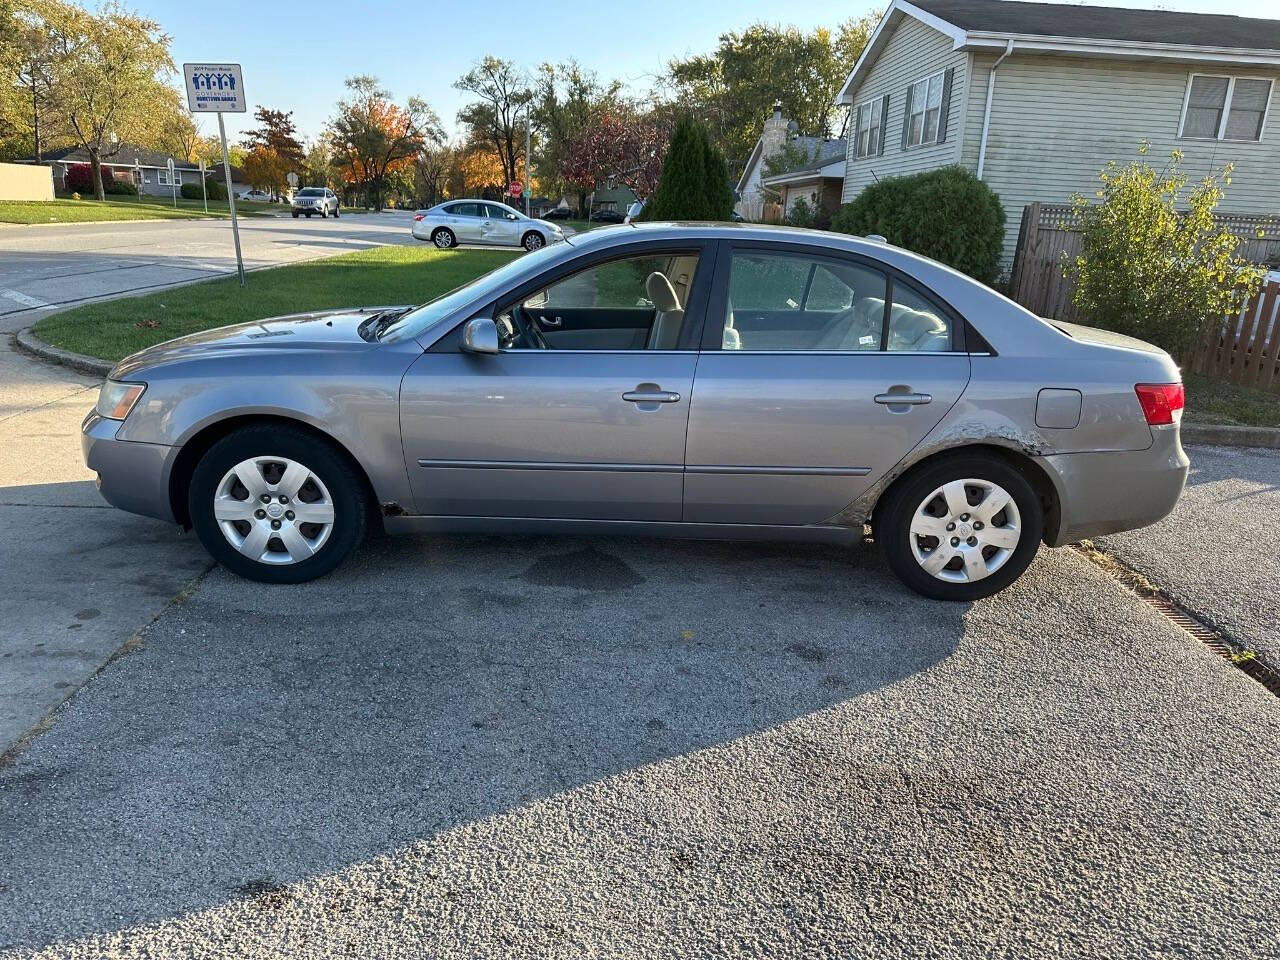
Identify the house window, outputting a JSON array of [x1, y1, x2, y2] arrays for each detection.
[[854, 97, 882, 158], [1179, 74, 1272, 142], [906, 71, 945, 147], [158, 169, 169, 185]]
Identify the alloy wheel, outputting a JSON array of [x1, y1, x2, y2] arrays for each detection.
[[524, 233, 544, 251], [213, 456, 335, 565], [908, 478, 1022, 583]]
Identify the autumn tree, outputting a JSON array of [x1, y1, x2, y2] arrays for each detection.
[[53, 1, 176, 199], [665, 15, 877, 175], [241, 106, 305, 172], [531, 60, 620, 210], [328, 75, 440, 210], [414, 140, 456, 207], [563, 102, 669, 209], [155, 86, 203, 162], [0, 0, 71, 161], [454, 57, 531, 189]]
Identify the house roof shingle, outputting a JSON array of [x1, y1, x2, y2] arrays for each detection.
[[910, 0, 1280, 52]]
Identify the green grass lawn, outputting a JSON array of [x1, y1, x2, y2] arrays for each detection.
[[34, 245, 519, 362], [0, 194, 285, 224], [1184, 372, 1280, 428]]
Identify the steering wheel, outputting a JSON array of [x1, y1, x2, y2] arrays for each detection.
[[515, 305, 549, 349]]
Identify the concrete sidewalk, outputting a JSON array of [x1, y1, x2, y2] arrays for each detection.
[[0, 324, 207, 752]]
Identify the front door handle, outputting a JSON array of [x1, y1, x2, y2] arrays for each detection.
[[623, 390, 681, 403], [540, 314, 562, 327], [874, 392, 932, 405]]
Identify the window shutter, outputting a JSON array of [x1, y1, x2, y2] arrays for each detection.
[[901, 84, 914, 149], [878, 94, 890, 155], [936, 67, 955, 143]]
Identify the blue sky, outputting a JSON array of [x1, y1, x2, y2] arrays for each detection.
[[135, 0, 1279, 147]]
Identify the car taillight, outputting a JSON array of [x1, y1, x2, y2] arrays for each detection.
[[1134, 383, 1184, 425], [413, 213, 425, 221]]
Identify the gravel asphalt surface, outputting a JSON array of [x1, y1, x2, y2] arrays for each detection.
[[1099, 443, 1280, 666], [3, 533, 1278, 958]]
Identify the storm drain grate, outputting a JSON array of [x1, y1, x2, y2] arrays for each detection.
[[1074, 542, 1280, 699]]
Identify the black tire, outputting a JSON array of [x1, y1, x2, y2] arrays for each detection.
[[522, 231, 544, 251], [188, 425, 368, 584], [876, 454, 1043, 601], [432, 228, 456, 249], [291, 211, 299, 218], [320, 208, 328, 218], [333, 207, 340, 218]]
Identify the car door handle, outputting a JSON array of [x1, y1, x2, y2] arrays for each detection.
[[874, 392, 932, 405], [623, 390, 681, 403], [539, 314, 562, 327]]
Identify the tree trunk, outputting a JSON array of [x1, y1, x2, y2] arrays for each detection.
[[89, 147, 105, 201]]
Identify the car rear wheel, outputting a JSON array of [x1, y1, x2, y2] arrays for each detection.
[[877, 454, 1043, 601], [333, 206, 340, 218], [522, 231, 545, 251], [291, 212, 299, 218], [188, 426, 367, 584], [432, 228, 455, 249]]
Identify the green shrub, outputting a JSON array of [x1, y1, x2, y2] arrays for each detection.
[[179, 182, 202, 200], [1067, 145, 1263, 361], [640, 115, 734, 222], [831, 166, 1005, 284], [103, 179, 137, 196], [785, 196, 816, 229]]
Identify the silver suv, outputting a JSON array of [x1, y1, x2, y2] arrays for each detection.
[[291, 187, 340, 219]]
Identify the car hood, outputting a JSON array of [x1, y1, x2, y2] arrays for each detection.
[[111, 306, 412, 379], [532, 218, 562, 231]]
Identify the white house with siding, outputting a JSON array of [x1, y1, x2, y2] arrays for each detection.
[[837, 0, 1280, 269]]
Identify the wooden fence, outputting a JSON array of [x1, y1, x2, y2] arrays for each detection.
[[1008, 202, 1280, 392], [1189, 279, 1280, 391]]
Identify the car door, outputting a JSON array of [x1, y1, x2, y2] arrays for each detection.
[[398, 241, 714, 521], [684, 242, 971, 525], [447, 202, 484, 243], [481, 204, 520, 246]]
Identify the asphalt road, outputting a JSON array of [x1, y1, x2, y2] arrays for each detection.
[[1100, 443, 1280, 665], [2, 533, 1278, 957], [0, 212, 417, 317]]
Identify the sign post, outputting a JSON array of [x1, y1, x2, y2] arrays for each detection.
[[167, 158, 178, 208], [183, 62, 247, 286], [199, 159, 207, 213]]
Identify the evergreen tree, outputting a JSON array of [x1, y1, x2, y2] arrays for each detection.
[[641, 115, 734, 221]]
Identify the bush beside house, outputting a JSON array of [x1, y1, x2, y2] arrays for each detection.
[[832, 166, 1005, 285]]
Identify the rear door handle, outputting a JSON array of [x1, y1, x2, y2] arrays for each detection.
[[623, 390, 681, 403], [874, 392, 932, 405]]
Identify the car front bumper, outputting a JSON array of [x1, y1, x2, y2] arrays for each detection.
[[82, 412, 177, 523], [1042, 424, 1189, 546]]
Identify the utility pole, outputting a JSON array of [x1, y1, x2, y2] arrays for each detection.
[[524, 110, 531, 217]]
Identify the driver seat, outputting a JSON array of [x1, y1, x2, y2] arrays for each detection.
[[645, 272, 684, 350]]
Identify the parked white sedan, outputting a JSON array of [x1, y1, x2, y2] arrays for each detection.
[[412, 200, 565, 251]]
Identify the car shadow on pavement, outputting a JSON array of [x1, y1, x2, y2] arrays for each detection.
[[0, 533, 968, 951]]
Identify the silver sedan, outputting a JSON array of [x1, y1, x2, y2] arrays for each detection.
[[411, 199, 564, 251], [82, 223, 1188, 600]]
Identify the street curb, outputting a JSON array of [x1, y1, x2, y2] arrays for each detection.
[[14, 327, 112, 377], [1181, 423, 1280, 449]]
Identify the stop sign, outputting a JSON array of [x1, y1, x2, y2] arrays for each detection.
[[509, 180, 523, 198]]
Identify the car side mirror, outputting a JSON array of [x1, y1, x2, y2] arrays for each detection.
[[506, 213, 518, 220], [460, 317, 499, 355]]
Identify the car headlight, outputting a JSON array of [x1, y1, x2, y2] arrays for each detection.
[[96, 380, 146, 420]]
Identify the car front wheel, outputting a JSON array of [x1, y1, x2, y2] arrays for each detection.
[[522, 231, 545, 251], [432, 228, 456, 249], [876, 454, 1043, 601], [188, 426, 367, 583]]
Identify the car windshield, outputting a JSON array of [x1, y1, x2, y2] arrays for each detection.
[[296, 188, 324, 197], [378, 245, 562, 342]]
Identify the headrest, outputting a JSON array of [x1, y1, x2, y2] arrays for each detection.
[[646, 272, 680, 312]]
